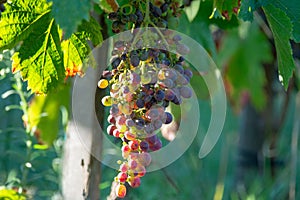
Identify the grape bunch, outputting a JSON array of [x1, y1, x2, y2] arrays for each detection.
[[108, 0, 183, 33], [98, 1, 193, 199]]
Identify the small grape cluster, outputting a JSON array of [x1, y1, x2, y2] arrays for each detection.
[[108, 0, 183, 33], [98, 1, 193, 199]]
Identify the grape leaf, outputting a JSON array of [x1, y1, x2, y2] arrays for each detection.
[[263, 4, 295, 89], [1, 0, 103, 94], [77, 17, 103, 46], [28, 84, 70, 146], [62, 17, 103, 78], [184, 0, 201, 22], [12, 18, 65, 94], [238, 0, 269, 21], [0, 0, 51, 50], [49, 0, 92, 38], [272, 0, 300, 42], [219, 22, 272, 110]]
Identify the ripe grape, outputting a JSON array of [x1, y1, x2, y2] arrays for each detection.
[[116, 184, 126, 198]]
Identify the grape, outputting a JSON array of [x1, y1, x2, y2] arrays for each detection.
[[146, 134, 159, 145], [151, 6, 162, 17], [160, 78, 175, 88], [129, 72, 141, 85], [124, 131, 136, 141], [164, 89, 175, 101], [140, 50, 149, 61], [160, 3, 169, 13], [173, 35, 182, 42], [128, 140, 139, 151], [113, 129, 120, 137], [135, 10, 144, 23], [129, 13, 138, 23], [102, 96, 112, 106], [122, 86, 130, 94], [111, 57, 121, 69], [108, 12, 118, 20], [130, 54, 140, 67], [125, 119, 135, 127], [139, 141, 149, 151], [164, 112, 173, 124], [162, 58, 171, 66], [140, 73, 151, 84], [121, 145, 130, 159], [120, 163, 128, 172], [144, 124, 154, 134], [117, 172, 128, 183], [154, 90, 165, 101], [153, 119, 163, 130], [174, 64, 184, 74], [107, 125, 116, 136], [149, 139, 162, 151], [184, 68, 193, 78], [176, 44, 190, 55], [107, 115, 116, 124], [179, 86, 193, 98], [137, 152, 151, 166], [145, 108, 159, 120], [164, 69, 177, 81], [98, 79, 109, 89], [128, 176, 141, 188], [134, 165, 146, 177], [116, 184, 126, 198], [136, 99, 145, 108], [128, 159, 138, 169], [110, 104, 119, 115], [116, 115, 126, 125]]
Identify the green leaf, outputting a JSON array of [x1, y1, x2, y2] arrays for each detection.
[[77, 17, 103, 46], [238, 0, 269, 21], [13, 18, 65, 94], [62, 17, 102, 76], [0, 188, 26, 200], [272, 0, 300, 42], [263, 4, 295, 89], [61, 33, 90, 76], [184, 0, 201, 22], [219, 22, 272, 110], [49, 0, 92, 38], [0, 0, 51, 50], [28, 84, 70, 146]]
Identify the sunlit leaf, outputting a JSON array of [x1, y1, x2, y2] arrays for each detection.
[[0, 188, 26, 200], [0, 0, 51, 50]]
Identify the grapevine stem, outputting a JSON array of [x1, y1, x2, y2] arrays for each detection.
[[144, 0, 150, 23]]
